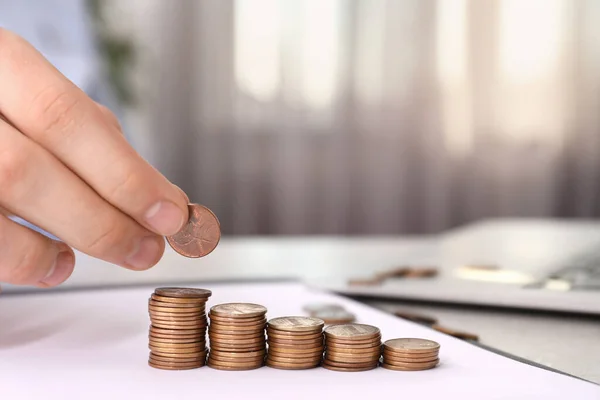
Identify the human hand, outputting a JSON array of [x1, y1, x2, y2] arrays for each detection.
[[0, 29, 189, 288]]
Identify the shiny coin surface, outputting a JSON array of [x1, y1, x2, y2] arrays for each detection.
[[149, 336, 205, 344], [152, 350, 208, 358], [166, 204, 221, 258], [210, 303, 267, 318], [268, 349, 324, 358], [326, 340, 381, 349], [383, 350, 438, 360], [383, 338, 440, 354], [207, 362, 263, 371], [267, 354, 322, 364], [324, 324, 380, 340], [151, 293, 209, 304], [208, 349, 266, 358], [268, 337, 323, 346], [266, 359, 320, 370], [150, 353, 206, 363], [323, 359, 379, 369], [381, 362, 438, 371], [149, 305, 205, 313], [267, 317, 324, 332], [384, 358, 440, 368], [150, 327, 206, 335], [322, 362, 378, 372], [148, 360, 205, 370], [209, 315, 267, 324], [267, 330, 324, 340], [154, 287, 212, 299], [325, 345, 381, 354]]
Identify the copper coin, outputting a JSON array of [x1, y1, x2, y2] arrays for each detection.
[[210, 303, 267, 318], [149, 339, 206, 347], [209, 332, 265, 340], [166, 204, 220, 258], [383, 349, 438, 359], [155, 287, 213, 299], [150, 327, 206, 335], [150, 318, 206, 325], [209, 349, 266, 358], [210, 337, 265, 346], [347, 277, 384, 286], [151, 349, 207, 357], [323, 359, 379, 369], [150, 332, 205, 340], [383, 338, 440, 354], [325, 338, 381, 349], [322, 362, 378, 372], [403, 267, 438, 278], [149, 310, 206, 317], [267, 354, 322, 364], [267, 337, 323, 345], [207, 358, 264, 368], [267, 348, 323, 357], [384, 357, 440, 368], [209, 318, 267, 327], [209, 314, 267, 323], [208, 352, 265, 363], [207, 361, 263, 371], [152, 323, 207, 330], [325, 345, 381, 354], [431, 324, 479, 341], [209, 344, 266, 352], [208, 327, 265, 335], [267, 330, 324, 340], [149, 299, 206, 309], [149, 305, 205, 313], [266, 346, 323, 355], [267, 317, 324, 332], [381, 361, 438, 371], [149, 344, 205, 352], [326, 340, 381, 349], [325, 353, 381, 363], [324, 324, 380, 340], [265, 341, 323, 350], [151, 293, 209, 304], [150, 353, 206, 363], [149, 336, 205, 344], [394, 310, 438, 326], [375, 266, 410, 279], [148, 360, 205, 370], [266, 359, 320, 370]]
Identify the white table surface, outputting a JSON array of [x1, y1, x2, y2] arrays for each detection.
[[2, 236, 599, 384]]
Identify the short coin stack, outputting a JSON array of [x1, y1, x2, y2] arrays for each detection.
[[147, 288, 211, 370], [207, 303, 267, 370], [381, 338, 440, 371], [266, 317, 325, 370], [323, 324, 381, 372]]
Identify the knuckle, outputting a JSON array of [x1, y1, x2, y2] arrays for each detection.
[[28, 85, 82, 138], [106, 171, 141, 203], [83, 221, 125, 255], [0, 145, 29, 201]]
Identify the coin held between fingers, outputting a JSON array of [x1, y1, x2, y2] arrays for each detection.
[[144, 200, 185, 236]]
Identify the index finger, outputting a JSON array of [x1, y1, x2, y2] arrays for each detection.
[[0, 29, 188, 236]]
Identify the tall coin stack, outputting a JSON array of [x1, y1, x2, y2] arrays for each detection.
[[381, 338, 440, 371], [207, 303, 267, 371], [266, 317, 325, 370], [322, 324, 382, 372], [147, 288, 212, 370]]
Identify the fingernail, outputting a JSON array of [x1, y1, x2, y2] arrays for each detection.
[[40, 251, 74, 286], [126, 236, 162, 270], [144, 201, 185, 235]]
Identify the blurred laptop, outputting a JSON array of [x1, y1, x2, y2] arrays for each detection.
[[326, 218, 600, 315]]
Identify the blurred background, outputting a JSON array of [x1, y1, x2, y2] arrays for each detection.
[[5, 0, 600, 235]]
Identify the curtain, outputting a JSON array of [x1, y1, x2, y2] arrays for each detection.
[[103, 0, 600, 235]]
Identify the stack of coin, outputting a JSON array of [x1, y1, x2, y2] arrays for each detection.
[[147, 287, 211, 370], [323, 324, 381, 372], [381, 338, 440, 371], [266, 317, 324, 370], [207, 303, 267, 371]]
